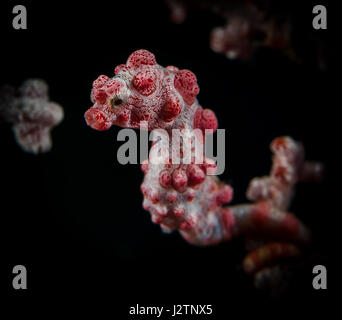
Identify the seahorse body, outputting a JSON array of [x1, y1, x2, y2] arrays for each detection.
[[85, 50, 322, 275]]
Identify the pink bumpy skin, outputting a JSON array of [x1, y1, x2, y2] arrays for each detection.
[[0, 79, 64, 154], [85, 49, 216, 133], [84, 50, 323, 277]]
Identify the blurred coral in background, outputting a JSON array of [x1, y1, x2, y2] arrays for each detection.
[[167, 0, 331, 69], [0, 79, 63, 154]]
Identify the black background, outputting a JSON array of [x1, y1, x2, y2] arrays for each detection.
[[1, 0, 337, 317]]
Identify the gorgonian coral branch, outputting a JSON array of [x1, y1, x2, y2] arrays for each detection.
[[167, 0, 330, 69]]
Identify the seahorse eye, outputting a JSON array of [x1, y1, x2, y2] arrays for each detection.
[[111, 97, 123, 108]]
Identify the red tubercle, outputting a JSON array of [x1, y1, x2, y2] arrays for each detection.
[[93, 75, 110, 89], [132, 71, 157, 96], [167, 192, 178, 203], [116, 108, 130, 124], [160, 95, 181, 122], [180, 214, 198, 230], [174, 69, 199, 106], [142, 199, 150, 211], [202, 109, 218, 131], [155, 207, 168, 217], [173, 207, 185, 217], [150, 191, 160, 204], [140, 185, 148, 196], [186, 190, 195, 202], [159, 170, 172, 189], [172, 168, 188, 193], [186, 164, 206, 187], [92, 88, 107, 104], [200, 158, 217, 175], [194, 108, 218, 133], [126, 49, 156, 68], [216, 185, 233, 205], [84, 107, 111, 131], [209, 181, 218, 193], [151, 214, 162, 224]]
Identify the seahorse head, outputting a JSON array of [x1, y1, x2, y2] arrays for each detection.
[[84, 49, 201, 131]]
